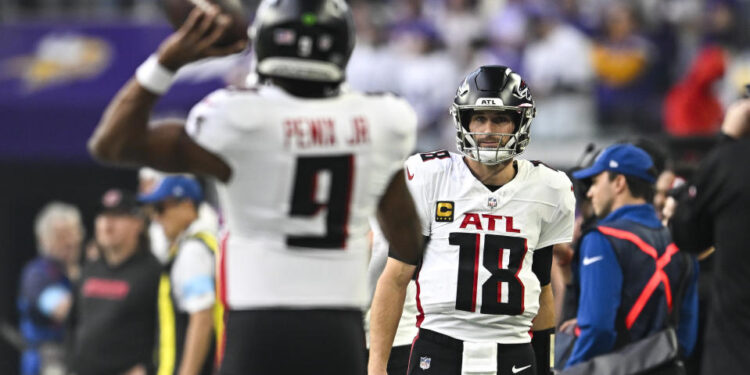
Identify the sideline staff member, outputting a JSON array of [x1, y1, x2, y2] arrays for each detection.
[[69, 189, 161, 375], [566, 144, 698, 367], [18, 203, 83, 375], [139, 176, 222, 375]]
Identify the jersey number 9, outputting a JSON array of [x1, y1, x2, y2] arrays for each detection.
[[287, 155, 354, 249]]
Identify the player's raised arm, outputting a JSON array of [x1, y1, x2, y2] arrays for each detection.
[[88, 6, 245, 182]]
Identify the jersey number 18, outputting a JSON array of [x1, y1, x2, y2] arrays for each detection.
[[450, 233, 527, 315]]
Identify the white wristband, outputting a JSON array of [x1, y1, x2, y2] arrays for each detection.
[[135, 55, 176, 95]]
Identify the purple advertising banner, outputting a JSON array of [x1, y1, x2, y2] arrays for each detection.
[[0, 22, 247, 162]]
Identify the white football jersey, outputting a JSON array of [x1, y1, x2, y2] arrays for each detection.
[[185, 85, 416, 309], [404, 151, 575, 343]]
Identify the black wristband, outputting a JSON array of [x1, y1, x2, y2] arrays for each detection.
[[531, 328, 553, 373]]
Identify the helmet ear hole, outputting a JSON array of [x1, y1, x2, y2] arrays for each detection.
[[508, 111, 522, 133], [459, 109, 474, 130]]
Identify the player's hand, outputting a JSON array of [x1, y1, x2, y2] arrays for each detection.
[[51, 292, 73, 323], [661, 196, 678, 226], [553, 243, 574, 266], [156, 5, 246, 71], [559, 318, 577, 335], [721, 98, 750, 139]]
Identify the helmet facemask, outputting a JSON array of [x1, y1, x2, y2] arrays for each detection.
[[450, 65, 536, 165], [452, 104, 535, 165]]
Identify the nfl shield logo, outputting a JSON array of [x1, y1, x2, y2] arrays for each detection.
[[420, 356, 431, 370], [488, 196, 498, 208]]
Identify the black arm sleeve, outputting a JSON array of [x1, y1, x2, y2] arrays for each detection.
[[532, 246, 553, 286], [388, 235, 429, 265]]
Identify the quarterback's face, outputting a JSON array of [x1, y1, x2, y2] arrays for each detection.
[[469, 111, 515, 148], [587, 172, 616, 218]]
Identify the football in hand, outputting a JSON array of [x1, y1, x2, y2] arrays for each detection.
[[163, 0, 249, 47]]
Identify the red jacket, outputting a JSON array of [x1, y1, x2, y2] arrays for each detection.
[[664, 46, 725, 136]]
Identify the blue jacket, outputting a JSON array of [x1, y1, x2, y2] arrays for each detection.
[[566, 204, 699, 367], [17, 256, 72, 375]]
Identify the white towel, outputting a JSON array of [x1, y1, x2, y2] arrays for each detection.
[[461, 341, 497, 375]]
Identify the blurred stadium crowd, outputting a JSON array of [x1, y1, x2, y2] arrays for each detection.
[[2, 0, 748, 152]]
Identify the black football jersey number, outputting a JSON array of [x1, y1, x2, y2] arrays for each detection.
[[287, 155, 354, 249], [451, 232, 527, 315]]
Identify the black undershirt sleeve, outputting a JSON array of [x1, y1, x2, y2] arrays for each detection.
[[532, 246, 553, 286], [388, 235, 430, 266]]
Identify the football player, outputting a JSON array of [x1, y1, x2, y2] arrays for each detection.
[[88, 1, 423, 374], [369, 66, 575, 375]]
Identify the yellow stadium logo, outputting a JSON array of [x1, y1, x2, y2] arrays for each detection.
[[1, 32, 112, 93]]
